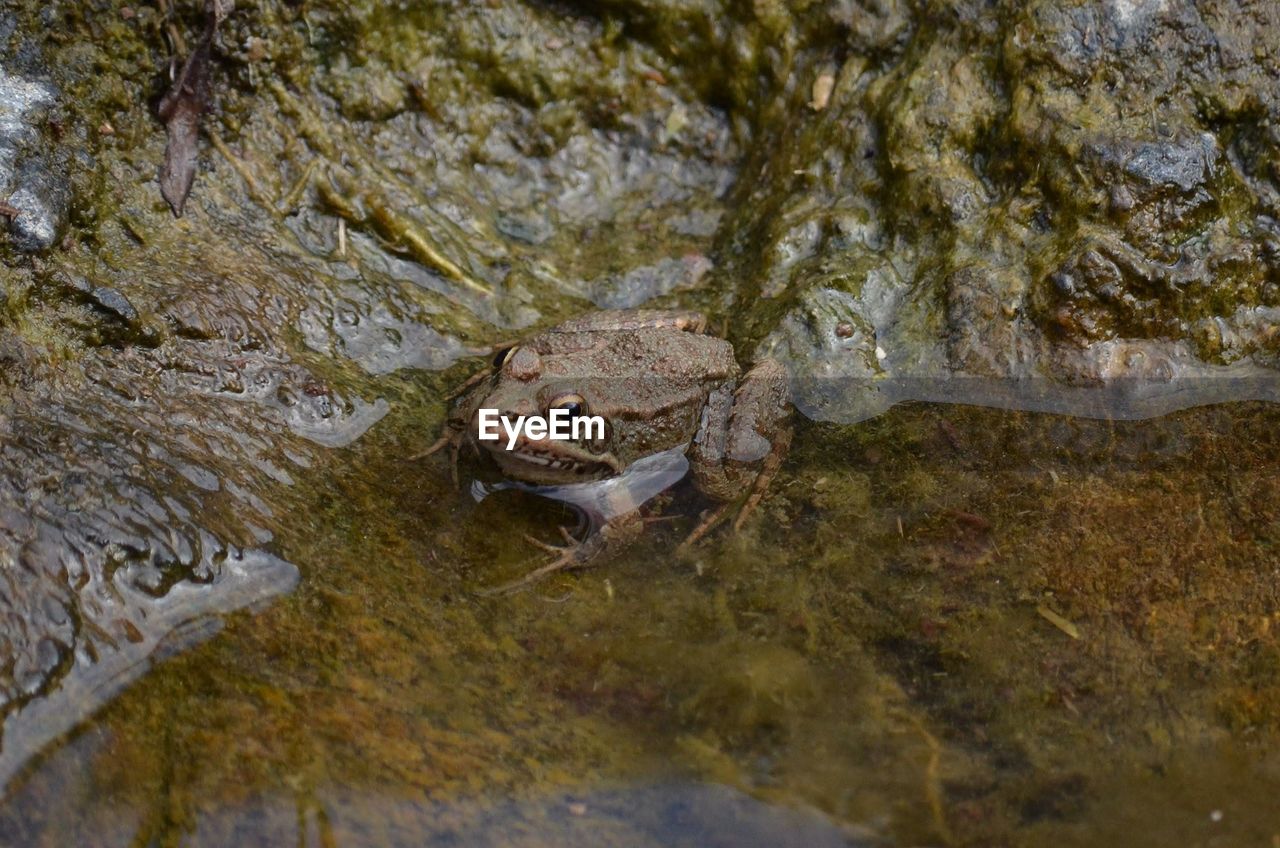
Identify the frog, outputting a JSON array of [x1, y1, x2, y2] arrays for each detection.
[[424, 309, 791, 593]]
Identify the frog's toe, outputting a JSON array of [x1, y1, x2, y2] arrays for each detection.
[[482, 527, 608, 595], [480, 546, 581, 596], [523, 533, 572, 555]]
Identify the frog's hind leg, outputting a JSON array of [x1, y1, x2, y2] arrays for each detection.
[[679, 502, 734, 551], [679, 424, 790, 551], [733, 424, 791, 531]]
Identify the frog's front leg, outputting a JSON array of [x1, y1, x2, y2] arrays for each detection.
[[479, 511, 647, 595], [686, 358, 792, 546]]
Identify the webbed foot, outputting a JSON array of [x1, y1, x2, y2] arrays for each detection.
[[479, 529, 604, 596], [479, 513, 643, 595]]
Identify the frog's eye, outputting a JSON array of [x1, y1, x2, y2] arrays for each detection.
[[492, 346, 517, 369], [547, 393, 588, 419]]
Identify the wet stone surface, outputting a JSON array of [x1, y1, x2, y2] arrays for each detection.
[[734, 0, 1280, 419], [0, 64, 67, 252]]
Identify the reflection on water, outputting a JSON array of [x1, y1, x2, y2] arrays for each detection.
[[791, 374, 1280, 424], [3, 727, 870, 848]]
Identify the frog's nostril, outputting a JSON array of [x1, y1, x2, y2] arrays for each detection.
[[507, 348, 542, 381]]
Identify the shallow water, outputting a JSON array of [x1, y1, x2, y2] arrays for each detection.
[[4, 399, 1280, 846]]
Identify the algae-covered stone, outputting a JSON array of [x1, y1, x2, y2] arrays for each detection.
[[731, 0, 1280, 419]]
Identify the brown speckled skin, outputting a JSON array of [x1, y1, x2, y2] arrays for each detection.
[[448, 310, 791, 495]]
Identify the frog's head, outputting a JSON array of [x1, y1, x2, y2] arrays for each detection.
[[466, 339, 707, 486]]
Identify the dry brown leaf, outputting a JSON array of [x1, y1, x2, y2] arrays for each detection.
[[157, 1, 235, 216]]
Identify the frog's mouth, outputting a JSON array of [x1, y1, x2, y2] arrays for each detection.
[[487, 437, 622, 481]]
